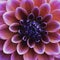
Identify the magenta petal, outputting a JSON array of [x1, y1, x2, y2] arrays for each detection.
[[46, 20, 60, 32], [34, 43, 45, 54], [3, 11, 18, 25], [23, 49, 37, 60], [38, 53, 54, 60], [9, 23, 20, 33], [34, 0, 46, 7], [39, 3, 50, 17], [48, 32, 60, 43], [45, 43, 60, 55], [27, 39, 35, 48], [0, 1, 6, 11], [43, 14, 52, 23], [52, 9, 60, 22], [50, 0, 60, 11], [0, 51, 11, 60], [57, 29, 60, 34], [32, 7, 39, 17], [11, 34, 21, 43], [0, 24, 14, 40], [3, 40, 17, 54], [54, 54, 60, 59], [0, 11, 5, 25], [17, 41, 29, 55], [47, 0, 50, 3], [6, 0, 20, 11], [0, 39, 5, 51], [42, 35, 50, 44], [55, 58, 60, 60], [11, 51, 23, 60], [15, 7, 28, 20], [21, 0, 34, 13]]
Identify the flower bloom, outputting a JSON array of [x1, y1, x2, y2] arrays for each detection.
[[0, 0, 60, 60]]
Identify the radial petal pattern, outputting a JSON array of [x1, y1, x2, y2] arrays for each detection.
[[0, 0, 60, 60]]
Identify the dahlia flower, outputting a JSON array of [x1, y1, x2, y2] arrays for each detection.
[[0, 0, 60, 60]]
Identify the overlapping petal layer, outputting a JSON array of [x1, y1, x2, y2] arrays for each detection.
[[3, 40, 17, 54], [0, 24, 14, 39], [3, 11, 18, 25], [6, 0, 20, 11], [0, 1, 6, 11], [23, 49, 37, 60], [0, 0, 60, 60], [17, 41, 29, 55]]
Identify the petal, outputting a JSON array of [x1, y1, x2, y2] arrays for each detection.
[[54, 54, 60, 59], [11, 34, 21, 43], [42, 35, 50, 44], [56, 29, 60, 34], [0, 39, 5, 51], [43, 14, 52, 23], [46, 20, 60, 32], [0, 24, 14, 40], [23, 49, 37, 60], [34, 43, 45, 54], [52, 9, 60, 22], [6, 0, 20, 11], [33, 0, 46, 7], [3, 11, 18, 26], [20, 0, 34, 13], [27, 39, 35, 48], [55, 58, 60, 60], [0, 11, 5, 25], [58, 42, 60, 50], [11, 51, 23, 60], [47, 0, 51, 3], [32, 7, 39, 17], [15, 7, 28, 20], [50, 0, 60, 11], [45, 43, 60, 55], [48, 32, 60, 43], [17, 41, 29, 55], [54, 42, 60, 58], [0, 1, 6, 11], [39, 3, 50, 17], [0, 51, 11, 60], [3, 40, 17, 54], [38, 53, 54, 60], [9, 23, 20, 33]]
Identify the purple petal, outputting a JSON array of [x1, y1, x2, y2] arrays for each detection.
[[17, 41, 29, 55], [6, 0, 20, 11], [23, 49, 37, 60], [0, 51, 11, 60], [3, 40, 17, 54], [11, 51, 23, 60]]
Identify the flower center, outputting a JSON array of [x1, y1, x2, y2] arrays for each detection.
[[18, 14, 47, 43]]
